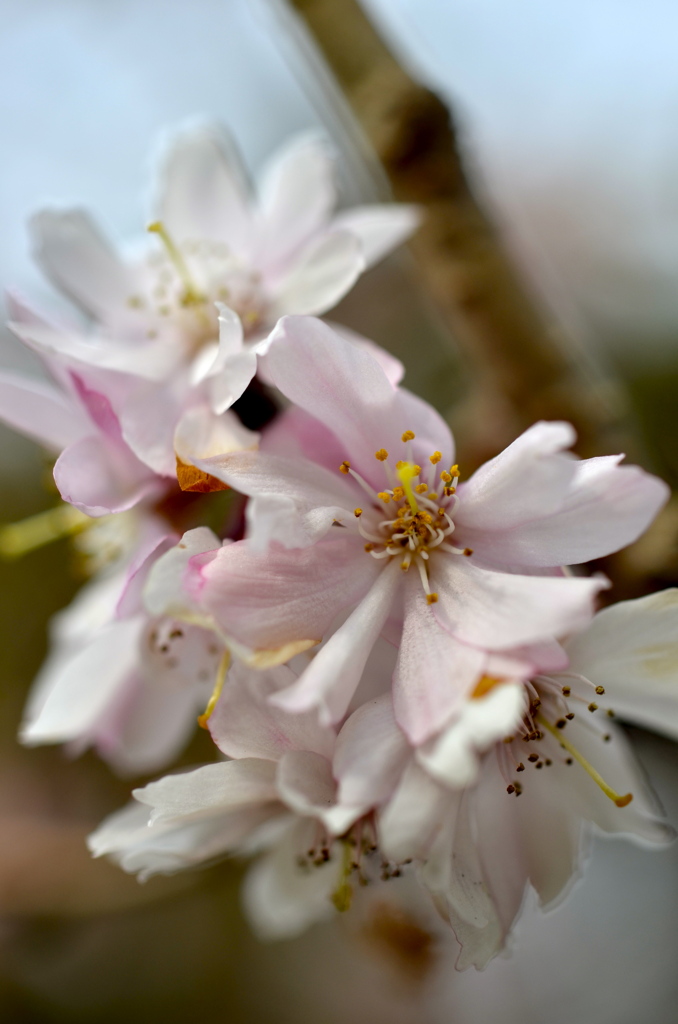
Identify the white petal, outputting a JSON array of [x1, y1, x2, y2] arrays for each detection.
[[378, 760, 450, 862], [20, 618, 145, 745], [29, 208, 137, 324], [270, 231, 365, 317], [242, 818, 342, 939], [331, 203, 421, 267], [334, 694, 410, 807], [143, 527, 221, 620], [134, 759, 279, 825], [276, 750, 337, 817], [153, 120, 254, 254], [564, 589, 678, 740], [257, 133, 336, 266], [174, 405, 259, 465], [54, 434, 157, 517]]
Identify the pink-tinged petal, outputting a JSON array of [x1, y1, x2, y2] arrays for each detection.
[[242, 818, 342, 939], [454, 421, 578, 532], [88, 798, 276, 880], [194, 449, 356, 550], [257, 133, 336, 267], [276, 750, 336, 817], [20, 618, 145, 746], [328, 322, 405, 386], [270, 231, 365, 318], [144, 527, 221, 620], [265, 316, 403, 478], [431, 555, 606, 650], [0, 371, 89, 451], [192, 535, 379, 663], [334, 694, 410, 807], [378, 760, 450, 863], [269, 561, 401, 725], [331, 203, 421, 267], [416, 683, 525, 788], [134, 759, 279, 825], [153, 121, 254, 255], [260, 406, 348, 477], [209, 661, 335, 761], [563, 590, 678, 740], [393, 571, 486, 744], [54, 435, 157, 517], [29, 208, 137, 325], [485, 638, 569, 679], [115, 533, 176, 619], [114, 379, 183, 477]]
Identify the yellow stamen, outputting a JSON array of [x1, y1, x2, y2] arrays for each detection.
[[401, 430, 415, 442], [450, 464, 460, 477], [375, 449, 389, 462], [392, 486, 405, 501], [197, 650, 230, 730], [538, 714, 632, 807], [396, 462, 420, 514], [0, 504, 90, 559], [354, 508, 363, 517], [331, 839, 353, 913], [440, 471, 452, 483], [147, 221, 205, 306], [339, 461, 350, 474], [377, 491, 391, 503], [426, 592, 439, 605], [429, 451, 442, 465], [415, 483, 428, 494]]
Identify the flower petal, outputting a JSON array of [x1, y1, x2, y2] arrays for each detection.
[[378, 760, 450, 863], [134, 759, 279, 825], [153, 121, 254, 254], [144, 527, 221, 620], [191, 535, 379, 663], [54, 434, 157, 516], [432, 555, 606, 650], [563, 589, 678, 740], [20, 618, 145, 746], [270, 231, 365, 318], [0, 371, 89, 452], [331, 203, 421, 267], [334, 694, 410, 807], [29, 208, 137, 325], [393, 571, 487, 744], [269, 561, 401, 725]]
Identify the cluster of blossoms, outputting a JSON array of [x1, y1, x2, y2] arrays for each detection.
[[3, 120, 678, 969]]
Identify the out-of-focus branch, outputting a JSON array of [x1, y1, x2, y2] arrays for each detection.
[[281, 0, 636, 461]]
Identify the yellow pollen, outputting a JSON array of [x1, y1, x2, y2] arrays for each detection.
[[395, 460, 407, 470], [377, 491, 391, 503], [339, 461, 351, 474], [440, 471, 452, 483], [375, 449, 389, 462], [537, 714, 633, 807], [428, 492, 439, 500], [471, 676, 503, 699], [396, 462, 420, 513], [429, 451, 442, 465], [197, 650, 230, 730], [450, 464, 460, 477], [401, 430, 416, 442], [147, 221, 205, 306], [426, 592, 439, 605], [392, 486, 405, 501], [0, 504, 90, 560], [364, 543, 375, 552], [354, 508, 363, 517], [415, 483, 428, 494], [463, 548, 473, 556]]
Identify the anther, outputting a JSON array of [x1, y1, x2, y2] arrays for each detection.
[[426, 593, 439, 605], [354, 508, 363, 517], [415, 483, 428, 494], [588, 703, 598, 712], [401, 431, 415, 442], [516, 763, 525, 772], [339, 461, 350, 474], [556, 719, 567, 729], [430, 451, 442, 464], [441, 471, 452, 483], [565, 712, 575, 720], [507, 784, 515, 795], [364, 543, 375, 552], [566, 757, 573, 765], [450, 465, 460, 477], [603, 734, 611, 742], [528, 753, 539, 763], [463, 548, 473, 556], [561, 686, 571, 696], [535, 761, 543, 769], [375, 449, 389, 462], [607, 709, 615, 718], [377, 492, 391, 503], [595, 686, 605, 695]]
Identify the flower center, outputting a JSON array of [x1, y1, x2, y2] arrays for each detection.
[[340, 432, 472, 604]]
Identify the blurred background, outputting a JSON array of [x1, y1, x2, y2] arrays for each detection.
[[1, 1, 678, 1021]]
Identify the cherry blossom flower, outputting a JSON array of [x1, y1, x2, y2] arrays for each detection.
[[333, 591, 678, 968], [182, 316, 668, 743], [20, 525, 225, 775], [87, 660, 403, 938], [11, 123, 418, 475]]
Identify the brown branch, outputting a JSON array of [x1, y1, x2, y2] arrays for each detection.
[[281, 0, 637, 462]]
